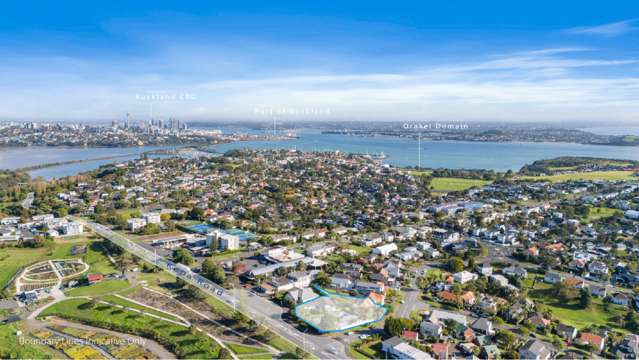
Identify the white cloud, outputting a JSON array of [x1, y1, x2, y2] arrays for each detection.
[[0, 47, 637, 123], [565, 19, 638, 37]]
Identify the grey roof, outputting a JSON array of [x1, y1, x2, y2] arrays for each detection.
[[555, 323, 577, 338], [382, 336, 404, 349], [520, 339, 552, 359], [471, 318, 492, 332]]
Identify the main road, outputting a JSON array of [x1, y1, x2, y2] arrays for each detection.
[[78, 219, 349, 359]]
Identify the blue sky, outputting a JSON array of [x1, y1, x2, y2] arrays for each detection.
[[1, 1, 638, 123]]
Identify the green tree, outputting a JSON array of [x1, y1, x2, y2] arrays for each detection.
[[189, 207, 205, 221], [384, 317, 404, 337], [314, 271, 331, 288], [625, 309, 639, 332], [384, 317, 415, 337], [447, 257, 464, 273], [495, 329, 517, 350], [141, 223, 160, 235], [173, 248, 194, 266], [554, 280, 577, 302], [579, 288, 592, 309], [202, 259, 226, 285]]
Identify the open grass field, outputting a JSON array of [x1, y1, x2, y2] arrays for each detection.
[[135, 270, 177, 288], [81, 241, 119, 275], [520, 171, 637, 183], [525, 277, 628, 332], [66, 279, 130, 297], [430, 177, 489, 192], [0, 237, 117, 295], [583, 207, 621, 222], [40, 298, 221, 359], [115, 208, 143, 218], [0, 246, 52, 293]]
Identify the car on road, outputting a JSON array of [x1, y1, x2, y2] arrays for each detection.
[[326, 347, 337, 355]]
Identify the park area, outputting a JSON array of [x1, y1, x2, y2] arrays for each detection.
[[524, 276, 629, 332], [16, 258, 89, 293], [294, 289, 387, 333], [430, 177, 490, 192]]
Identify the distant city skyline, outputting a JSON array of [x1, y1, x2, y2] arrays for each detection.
[[1, 1, 638, 123]]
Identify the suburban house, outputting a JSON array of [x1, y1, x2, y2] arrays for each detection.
[[330, 274, 353, 289], [543, 272, 564, 284], [612, 293, 631, 306], [305, 242, 336, 257], [519, 339, 553, 360], [420, 321, 444, 338], [555, 323, 578, 341], [373, 243, 398, 256], [578, 332, 606, 352], [284, 287, 319, 305], [454, 271, 478, 284], [471, 318, 495, 335], [381, 336, 433, 360]]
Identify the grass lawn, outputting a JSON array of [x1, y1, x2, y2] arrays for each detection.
[[0, 237, 117, 295], [583, 207, 621, 222], [226, 342, 267, 354], [100, 294, 182, 322], [430, 177, 489, 192], [520, 171, 636, 183], [265, 336, 298, 354], [211, 250, 243, 262], [135, 270, 177, 287], [115, 208, 142, 218], [40, 298, 220, 359], [204, 294, 237, 318], [0, 247, 51, 293], [65, 279, 130, 297], [526, 279, 628, 332], [239, 354, 273, 360], [0, 321, 57, 359], [82, 242, 119, 275], [344, 244, 372, 256]]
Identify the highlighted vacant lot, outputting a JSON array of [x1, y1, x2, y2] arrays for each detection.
[[294, 289, 387, 333]]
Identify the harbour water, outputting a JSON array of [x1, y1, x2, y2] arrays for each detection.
[[2, 130, 639, 179], [212, 130, 639, 171], [0, 145, 175, 179]]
